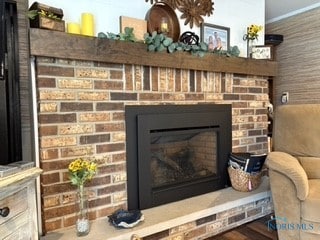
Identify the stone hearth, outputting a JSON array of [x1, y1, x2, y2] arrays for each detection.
[[41, 177, 272, 240]]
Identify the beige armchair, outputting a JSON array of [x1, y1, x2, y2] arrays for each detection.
[[266, 104, 320, 240]]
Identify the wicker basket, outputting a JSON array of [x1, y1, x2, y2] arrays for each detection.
[[228, 166, 262, 192]]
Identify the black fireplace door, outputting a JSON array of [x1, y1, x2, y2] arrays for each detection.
[[126, 104, 232, 210]]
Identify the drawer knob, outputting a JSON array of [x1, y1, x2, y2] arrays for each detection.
[[0, 207, 10, 217]]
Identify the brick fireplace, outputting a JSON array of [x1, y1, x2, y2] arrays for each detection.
[[30, 29, 275, 237]]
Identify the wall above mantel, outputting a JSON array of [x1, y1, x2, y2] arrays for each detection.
[[28, 0, 265, 57], [29, 28, 277, 77]]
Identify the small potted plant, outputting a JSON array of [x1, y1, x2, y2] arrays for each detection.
[[28, 2, 65, 32]]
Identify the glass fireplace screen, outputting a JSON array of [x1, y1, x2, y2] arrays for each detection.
[[150, 127, 217, 188]]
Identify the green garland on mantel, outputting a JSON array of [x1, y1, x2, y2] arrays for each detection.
[[98, 27, 240, 58]]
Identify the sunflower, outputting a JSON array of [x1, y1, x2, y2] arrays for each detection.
[[68, 158, 97, 186], [244, 24, 263, 41]]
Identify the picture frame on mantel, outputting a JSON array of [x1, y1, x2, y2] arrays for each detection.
[[200, 23, 230, 51], [251, 45, 273, 60]]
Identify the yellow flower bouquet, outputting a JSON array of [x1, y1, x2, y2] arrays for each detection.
[[243, 24, 263, 41], [68, 158, 97, 187], [68, 158, 97, 236]]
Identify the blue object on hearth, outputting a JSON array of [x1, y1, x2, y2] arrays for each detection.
[[108, 209, 144, 228]]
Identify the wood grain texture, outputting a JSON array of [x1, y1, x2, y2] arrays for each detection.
[[266, 7, 320, 107], [0, 168, 41, 239], [17, 0, 31, 123], [29, 28, 277, 77], [0, 167, 42, 189]]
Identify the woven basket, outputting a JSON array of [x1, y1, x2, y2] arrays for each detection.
[[228, 166, 262, 192]]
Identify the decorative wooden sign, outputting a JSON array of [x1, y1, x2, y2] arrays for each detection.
[[120, 16, 147, 41]]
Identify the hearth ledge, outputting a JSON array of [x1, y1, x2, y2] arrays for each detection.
[[41, 176, 272, 240]]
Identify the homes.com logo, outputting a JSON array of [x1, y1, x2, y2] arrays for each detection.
[[267, 216, 314, 231]]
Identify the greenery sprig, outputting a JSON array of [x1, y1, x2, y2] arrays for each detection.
[[98, 28, 240, 58], [98, 27, 137, 42], [144, 31, 240, 57], [144, 31, 208, 57], [27, 9, 62, 20]]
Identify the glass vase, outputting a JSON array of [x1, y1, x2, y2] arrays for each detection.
[[76, 184, 90, 236], [247, 39, 252, 58]]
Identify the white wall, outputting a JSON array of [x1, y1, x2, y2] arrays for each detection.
[[28, 0, 265, 57]]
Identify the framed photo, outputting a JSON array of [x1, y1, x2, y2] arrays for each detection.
[[251, 45, 273, 60], [201, 23, 230, 51]]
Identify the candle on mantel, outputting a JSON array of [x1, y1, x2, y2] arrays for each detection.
[[81, 13, 94, 36], [67, 23, 80, 34], [160, 17, 168, 34]]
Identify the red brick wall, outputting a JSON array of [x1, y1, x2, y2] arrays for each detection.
[[35, 57, 269, 232]]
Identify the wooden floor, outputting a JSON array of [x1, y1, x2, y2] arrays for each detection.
[[206, 214, 278, 240]]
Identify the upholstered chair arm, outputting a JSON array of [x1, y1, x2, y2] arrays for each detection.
[[266, 151, 309, 200]]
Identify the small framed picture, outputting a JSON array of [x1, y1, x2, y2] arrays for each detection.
[[251, 45, 273, 60], [200, 23, 230, 51]]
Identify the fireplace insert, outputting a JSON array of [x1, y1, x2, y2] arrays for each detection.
[[126, 104, 232, 210]]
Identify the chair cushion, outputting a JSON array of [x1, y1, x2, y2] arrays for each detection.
[[298, 157, 320, 179], [301, 179, 320, 222], [273, 104, 320, 157], [300, 219, 320, 236]]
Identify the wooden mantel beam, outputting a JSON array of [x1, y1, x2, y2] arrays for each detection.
[[29, 28, 277, 77]]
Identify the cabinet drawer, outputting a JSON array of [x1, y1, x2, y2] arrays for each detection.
[[0, 188, 28, 225], [1, 212, 29, 240]]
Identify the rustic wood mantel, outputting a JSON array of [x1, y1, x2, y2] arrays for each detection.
[[29, 28, 277, 77]]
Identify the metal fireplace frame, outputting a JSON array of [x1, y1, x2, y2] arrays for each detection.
[[125, 104, 232, 210]]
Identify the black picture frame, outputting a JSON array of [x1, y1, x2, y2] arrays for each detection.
[[201, 23, 230, 51]]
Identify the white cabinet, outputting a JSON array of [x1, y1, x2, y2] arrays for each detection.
[[0, 168, 42, 240]]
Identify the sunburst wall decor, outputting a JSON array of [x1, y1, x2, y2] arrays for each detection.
[[145, 0, 214, 28]]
